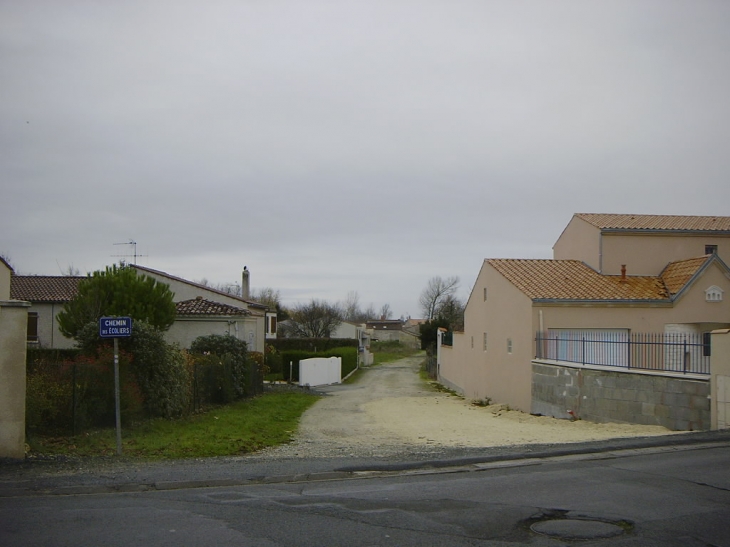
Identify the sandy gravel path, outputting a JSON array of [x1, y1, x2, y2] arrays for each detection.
[[265, 354, 675, 458]]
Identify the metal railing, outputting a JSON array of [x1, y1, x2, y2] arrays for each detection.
[[535, 331, 710, 375]]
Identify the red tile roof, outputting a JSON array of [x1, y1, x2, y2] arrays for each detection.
[[575, 213, 730, 232], [487, 256, 720, 302], [175, 298, 252, 316], [10, 275, 85, 302], [660, 256, 709, 296], [488, 259, 669, 301]]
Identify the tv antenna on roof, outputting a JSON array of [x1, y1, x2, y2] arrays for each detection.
[[112, 240, 147, 265]]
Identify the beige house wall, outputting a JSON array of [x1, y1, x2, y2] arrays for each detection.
[[553, 217, 729, 276], [166, 315, 264, 352], [439, 261, 535, 412], [552, 216, 601, 269], [601, 233, 729, 275], [30, 302, 76, 349], [0, 300, 30, 459]]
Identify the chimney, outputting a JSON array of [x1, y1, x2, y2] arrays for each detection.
[[620, 264, 627, 283], [242, 266, 250, 299]]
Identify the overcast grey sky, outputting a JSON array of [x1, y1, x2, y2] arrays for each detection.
[[2, 1, 729, 318]]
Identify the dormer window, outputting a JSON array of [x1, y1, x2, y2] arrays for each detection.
[[706, 285, 723, 302]]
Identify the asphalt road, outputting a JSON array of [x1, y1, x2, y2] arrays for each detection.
[[2, 441, 729, 546]]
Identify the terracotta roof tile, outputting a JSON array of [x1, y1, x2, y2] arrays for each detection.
[[176, 298, 252, 316], [487, 259, 669, 301], [10, 275, 84, 302], [660, 256, 708, 295], [575, 213, 730, 232]]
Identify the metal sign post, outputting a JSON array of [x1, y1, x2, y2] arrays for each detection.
[[100, 317, 133, 456]]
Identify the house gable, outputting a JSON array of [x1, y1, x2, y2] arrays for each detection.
[[130, 265, 266, 312], [554, 213, 730, 276]]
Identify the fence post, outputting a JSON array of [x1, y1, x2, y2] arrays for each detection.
[[582, 336, 586, 365], [72, 363, 77, 436], [683, 339, 688, 374]]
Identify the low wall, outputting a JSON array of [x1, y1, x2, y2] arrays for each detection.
[[532, 360, 710, 431], [0, 300, 31, 459], [711, 329, 730, 430]]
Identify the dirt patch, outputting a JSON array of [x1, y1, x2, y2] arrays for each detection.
[[269, 355, 675, 457]]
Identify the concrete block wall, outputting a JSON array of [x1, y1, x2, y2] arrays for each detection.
[[532, 361, 710, 431]]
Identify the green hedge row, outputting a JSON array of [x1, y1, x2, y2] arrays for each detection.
[[269, 338, 358, 352]]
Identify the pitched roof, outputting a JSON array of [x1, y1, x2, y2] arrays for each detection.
[[489, 255, 728, 303], [175, 298, 252, 316], [131, 265, 266, 309], [488, 259, 670, 301], [10, 275, 85, 302], [659, 256, 710, 296], [575, 213, 730, 232]]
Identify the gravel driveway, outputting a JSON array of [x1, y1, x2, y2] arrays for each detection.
[[262, 354, 675, 460]]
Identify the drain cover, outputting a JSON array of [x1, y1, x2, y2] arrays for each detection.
[[531, 518, 625, 540]]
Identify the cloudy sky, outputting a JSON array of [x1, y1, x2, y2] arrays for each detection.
[[2, 1, 729, 318]]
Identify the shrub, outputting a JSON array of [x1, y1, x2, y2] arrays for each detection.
[[75, 320, 191, 419], [26, 347, 144, 434], [190, 334, 252, 398]]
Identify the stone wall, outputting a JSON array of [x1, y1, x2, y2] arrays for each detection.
[[532, 361, 710, 431]]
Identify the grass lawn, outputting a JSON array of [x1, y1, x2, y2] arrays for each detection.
[[370, 342, 423, 365], [27, 391, 320, 460]]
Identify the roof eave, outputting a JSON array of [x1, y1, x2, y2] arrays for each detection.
[[532, 298, 673, 307], [601, 228, 730, 236]]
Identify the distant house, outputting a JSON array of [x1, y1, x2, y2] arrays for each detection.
[[129, 265, 273, 352], [9, 265, 275, 353], [10, 275, 85, 349], [439, 213, 730, 414], [331, 320, 371, 350], [366, 319, 420, 348]]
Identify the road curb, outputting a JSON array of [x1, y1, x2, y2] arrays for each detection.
[[1, 431, 728, 498]]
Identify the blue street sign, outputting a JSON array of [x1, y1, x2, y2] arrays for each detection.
[[99, 316, 133, 338]]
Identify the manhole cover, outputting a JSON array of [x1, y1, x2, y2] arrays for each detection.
[[531, 518, 625, 540]]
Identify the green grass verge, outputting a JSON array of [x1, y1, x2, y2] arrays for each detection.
[[27, 391, 321, 460], [371, 342, 422, 365]]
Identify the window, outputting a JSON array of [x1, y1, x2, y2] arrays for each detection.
[[483, 332, 488, 351], [705, 244, 718, 255], [471, 336, 474, 349], [703, 332, 712, 357], [27, 312, 39, 343], [483, 287, 487, 301], [507, 338, 513, 354]]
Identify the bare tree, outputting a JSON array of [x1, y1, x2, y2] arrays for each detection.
[[289, 299, 343, 338], [437, 293, 465, 331], [343, 290, 362, 321], [419, 276, 460, 320], [63, 265, 81, 276], [363, 303, 377, 321], [251, 287, 281, 308], [379, 303, 392, 320]]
